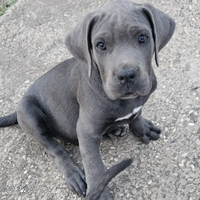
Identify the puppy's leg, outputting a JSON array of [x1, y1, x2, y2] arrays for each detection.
[[77, 119, 112, 200], [17, 97, 86, 196], [129, 112, 161, 144]]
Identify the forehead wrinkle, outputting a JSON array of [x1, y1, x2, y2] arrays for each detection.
[[93, 32, 110, 40], [95, 13, 118, 31], [92, 14, 117, 42], [92, 8, 152, 45], [127, 25, 152, 36]]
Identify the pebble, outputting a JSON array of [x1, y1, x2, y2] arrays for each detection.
[[196, 140, 200, 145], [188, 123, 194, 126]]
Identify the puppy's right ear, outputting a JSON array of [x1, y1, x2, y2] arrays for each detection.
[[65, 13, 98, 77]]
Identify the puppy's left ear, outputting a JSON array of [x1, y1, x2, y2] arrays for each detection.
[[142, 4, 175, 66], [65, 13, 98, 77]]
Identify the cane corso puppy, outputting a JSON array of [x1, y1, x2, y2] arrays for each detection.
[[0, 1, 175, 199]]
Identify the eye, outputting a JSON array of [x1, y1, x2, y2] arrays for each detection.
[[138, 35, 148, 44], [96, 42, 106, 51]]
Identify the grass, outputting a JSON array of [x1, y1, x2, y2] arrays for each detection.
[[0, 0, 18, 16]]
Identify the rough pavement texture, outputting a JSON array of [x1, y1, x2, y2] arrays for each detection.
[[0, 0, 200, 199]]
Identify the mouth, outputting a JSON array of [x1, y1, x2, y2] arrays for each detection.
[[120, 92, 138, 99]]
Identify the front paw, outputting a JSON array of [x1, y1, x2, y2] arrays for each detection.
[[130, 118, 161, 144], [86, 186, 112, 200], [64, 164, 87, 197]]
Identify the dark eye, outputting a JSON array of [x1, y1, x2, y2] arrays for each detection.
[[96, 42, 106, 51], [138, 35, 148, 44]]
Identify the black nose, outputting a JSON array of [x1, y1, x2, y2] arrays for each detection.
[[116, 69, 138, 84]]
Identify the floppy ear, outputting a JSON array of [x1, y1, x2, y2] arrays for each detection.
[[65, 13, 98, 77], [142, 4, 175, 66]]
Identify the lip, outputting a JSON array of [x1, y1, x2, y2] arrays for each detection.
[[120, 92, 138, 99]]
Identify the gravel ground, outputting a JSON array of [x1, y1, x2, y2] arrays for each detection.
[[0, 0, 200, 199]]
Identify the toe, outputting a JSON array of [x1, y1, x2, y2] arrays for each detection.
[[74, 181, 86, 197], [141, 135, 150, 144], [149, 131, 160, 140], [67, 177, 87, 197], [119, 126, 127, 137], [107, 126, 127, 138], [65, 167, 87, 197], [149, 125, 161, 134]]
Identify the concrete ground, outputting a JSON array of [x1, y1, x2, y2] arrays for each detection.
[[0, 0, 200, 199]]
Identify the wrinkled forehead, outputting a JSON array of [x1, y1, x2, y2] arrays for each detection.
[[92, 3, 151, 39]]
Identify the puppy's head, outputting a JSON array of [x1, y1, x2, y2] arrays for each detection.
[[66, 1, 175, 100]]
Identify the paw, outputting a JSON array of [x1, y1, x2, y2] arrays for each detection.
[[130, 118, 161, 144], [64, 165, 87, 197], [87, 186, 112, 200], [107, 126, 127, 138]]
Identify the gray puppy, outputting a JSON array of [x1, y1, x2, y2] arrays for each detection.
[[0, 1, 175, 199]]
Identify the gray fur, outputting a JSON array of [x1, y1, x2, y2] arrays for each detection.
[[0, 1, 175, 199]]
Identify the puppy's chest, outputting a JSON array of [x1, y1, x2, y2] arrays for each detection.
[[115, 106, 142, 122], [102, 105, 142, 134]]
